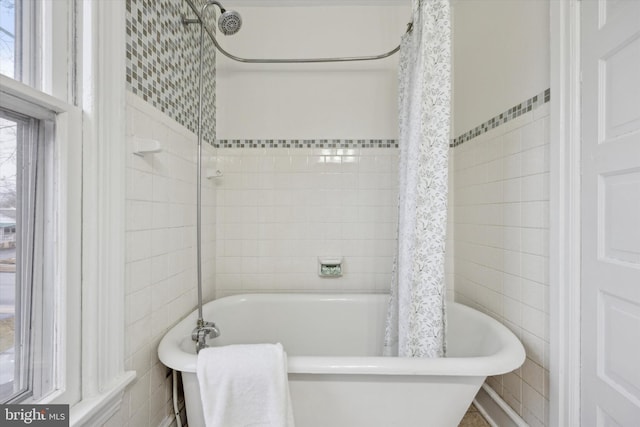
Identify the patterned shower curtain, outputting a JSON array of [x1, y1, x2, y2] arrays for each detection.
[[383, 0, 451, 358]]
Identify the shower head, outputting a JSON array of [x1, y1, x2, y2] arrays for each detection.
[[218, 8, 242, 35], [198, 1, 242, 36]]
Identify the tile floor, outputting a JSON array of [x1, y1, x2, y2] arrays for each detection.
[[458, 404, 490, 427]]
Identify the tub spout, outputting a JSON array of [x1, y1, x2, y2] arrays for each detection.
[[192, 320, 220, 352]]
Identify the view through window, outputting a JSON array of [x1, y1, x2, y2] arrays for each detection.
[[0, 0, 18, 403], [0, 111, 20, 402], [0, 0, 16, 80]]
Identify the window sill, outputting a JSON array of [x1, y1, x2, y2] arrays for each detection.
[[69, 371, 136, 427]]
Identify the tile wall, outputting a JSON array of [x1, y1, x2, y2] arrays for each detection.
[[126, 0, 216, 144], [453, 100, 550, 427], [117, 0, 218, 424], [214, 145, 401, 296], [104, 93, 217, 427]]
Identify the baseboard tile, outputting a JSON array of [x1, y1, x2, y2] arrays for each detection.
[[473, 384, 528, 427]]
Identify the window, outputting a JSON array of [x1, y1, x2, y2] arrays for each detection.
[[1, 0, 132, 420], [1, 0, 74, 99], [0, 100, 56, 404], [0, 0, 80, 407]]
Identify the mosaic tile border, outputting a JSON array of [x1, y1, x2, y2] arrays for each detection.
[[451, 88, 550, 147], [215, 139, 398, 149]]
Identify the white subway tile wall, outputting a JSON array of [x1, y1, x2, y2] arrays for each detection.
[[453, 103, 550, 427], [106, 93, 217, 427], [214, 147, 401, 296]]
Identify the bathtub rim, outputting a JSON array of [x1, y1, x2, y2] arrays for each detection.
[[158, 293, 525, 377]]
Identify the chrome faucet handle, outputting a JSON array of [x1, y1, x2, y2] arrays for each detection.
[[192, 320, 220, 353], [203, 321, 221, 338]]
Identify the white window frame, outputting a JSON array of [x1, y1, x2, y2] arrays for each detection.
[[70, 1, 135, 424], [0, 95, 58, 404], [549, 0, 582, 426], [0, 75, 82, 405], [9, 0, 74, 100], [1, 0, 134, 423]]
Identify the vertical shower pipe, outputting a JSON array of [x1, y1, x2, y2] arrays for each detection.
[[184, 0, 220, 352], [195, 1, 214, 329]]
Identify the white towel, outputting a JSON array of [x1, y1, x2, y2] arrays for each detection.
[[197, 343, 295, 427]]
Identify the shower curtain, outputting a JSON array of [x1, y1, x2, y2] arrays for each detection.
[[383, 0, 451, 358]]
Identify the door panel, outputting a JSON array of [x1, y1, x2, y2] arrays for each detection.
[[581, 0, 640, 426]]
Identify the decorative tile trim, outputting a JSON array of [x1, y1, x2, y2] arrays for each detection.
[[451, 88, 550, 147], [215, 139, 398, 149]]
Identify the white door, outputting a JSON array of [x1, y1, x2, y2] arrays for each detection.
[[581, 0, 640, 426]]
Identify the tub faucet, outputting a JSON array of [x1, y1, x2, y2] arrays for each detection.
[[192, 320, 220, 353]]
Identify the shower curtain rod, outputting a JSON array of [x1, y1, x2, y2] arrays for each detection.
[[183, 0, 412, 64]]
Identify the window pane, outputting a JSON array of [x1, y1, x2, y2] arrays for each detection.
[[0, 113, 25, 403], [0, 0, 17, 79]]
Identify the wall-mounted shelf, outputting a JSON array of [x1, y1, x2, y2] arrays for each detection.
[[206, 169, 224, 179], [133, 137, 162, 156]]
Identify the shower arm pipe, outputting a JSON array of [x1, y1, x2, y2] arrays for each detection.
[[183, 0, 412, 64]]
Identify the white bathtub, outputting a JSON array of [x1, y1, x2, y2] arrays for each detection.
[[158, 293, 525, 427]]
